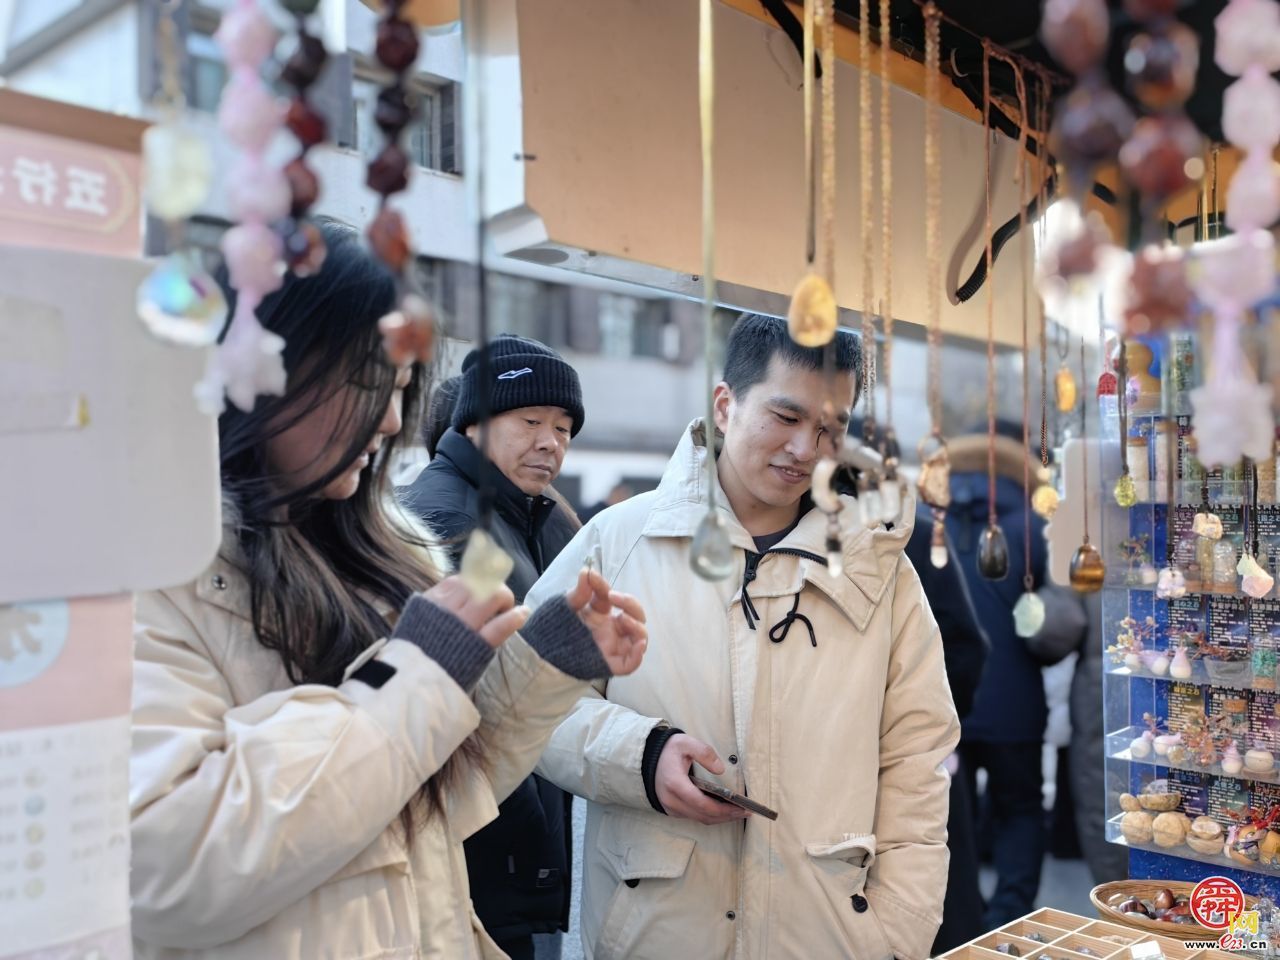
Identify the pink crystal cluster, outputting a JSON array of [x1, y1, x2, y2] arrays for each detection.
[[196, 0, 288, 415], [1189, 0, 1280, 468]]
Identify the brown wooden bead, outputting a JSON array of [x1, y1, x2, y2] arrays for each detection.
[[285, 158, 320, 215], [367, 208, 411, 271], [367, 144, 410, 196], [281, 33, 328, 90], [376, 85, 416, 134], [376, 18, 420, 73], [379, 294, 436, 365], [1122, 0, 1179, 20], [286, 99, 328, 149]]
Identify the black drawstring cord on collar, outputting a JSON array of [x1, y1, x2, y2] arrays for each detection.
[[741, 552, 763, 631], [769, 592, 817, 648]]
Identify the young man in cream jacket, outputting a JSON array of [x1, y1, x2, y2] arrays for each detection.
[[527, 314, 960, 960]]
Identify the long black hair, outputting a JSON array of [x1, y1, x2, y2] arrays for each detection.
[[217, 219, 469, 825]]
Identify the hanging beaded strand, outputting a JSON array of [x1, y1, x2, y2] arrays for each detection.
[[976, 42, 1010, 581], [367, 1, 436, 366], [689, 0, 736, 582], [1030, 69, 1063, 520], [877, 0, 892, 430], [875, 0, 905, 522], [1187, 0, 1280, 472], [1004, 60, 1046, 634], [858, 0, 877, 448], [137, 0, 228, 349], [815, 0, 850, 562], [196, 0, 288, 415], [917, 2, 951, 569], [278, 1, 329, 277], [1070, 335, 1106, 592], [786, 0, 838, 349]]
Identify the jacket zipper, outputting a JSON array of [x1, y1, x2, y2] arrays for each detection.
[[739, 547, 825, 631]]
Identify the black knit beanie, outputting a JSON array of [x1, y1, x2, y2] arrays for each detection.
[[451, 335, 585, 437]]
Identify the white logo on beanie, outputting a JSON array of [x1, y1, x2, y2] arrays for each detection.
[[497, 367, 533, 380]]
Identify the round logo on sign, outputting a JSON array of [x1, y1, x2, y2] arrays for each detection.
[[1191, 876, 1246, 930], [0, 600, 69, 688]]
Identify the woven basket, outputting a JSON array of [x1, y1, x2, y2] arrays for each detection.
[[1091, 880, 1258, 941]]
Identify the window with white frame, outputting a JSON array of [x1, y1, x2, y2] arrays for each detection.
[[352, 74, 459, 174]]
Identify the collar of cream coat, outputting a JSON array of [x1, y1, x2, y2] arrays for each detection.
[[641, 419, 915, 630], [194, 494, 452, 623]]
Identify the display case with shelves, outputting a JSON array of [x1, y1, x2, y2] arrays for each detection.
[[1099, 337, 1280, 894]]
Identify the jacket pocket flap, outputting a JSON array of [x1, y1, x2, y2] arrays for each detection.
[[328, 831, 410, 884], [805, 832, 876, 869], [600, 812, 697, 881]]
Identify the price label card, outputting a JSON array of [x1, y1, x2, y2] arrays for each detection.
[[1250, 692, 1280, 754], [1169, 769, 1209, 818], [1209, 776, 1251, 825]]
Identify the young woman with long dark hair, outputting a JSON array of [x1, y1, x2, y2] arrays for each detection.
[[128, 221, 646, 960]]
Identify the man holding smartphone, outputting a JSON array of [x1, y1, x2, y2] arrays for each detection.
[[526, 314, 959, 959]]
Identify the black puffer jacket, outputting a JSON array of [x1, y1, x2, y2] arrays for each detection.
[[400, 428, 579, 940]]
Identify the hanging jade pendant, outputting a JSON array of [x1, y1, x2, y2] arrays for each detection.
[[929, 517, 948, 569], [459, 528, 515, 602], [786, 271, 837, 347], [1031, 484, 1060, 519], [1113, 473, 1138, 508], [690, 510, 736, 581], [1069, 542, 1106, 593], [1055, 363, 1078, 413], [977, 524, 1010, 580], [1013, 591, 1046, 638]]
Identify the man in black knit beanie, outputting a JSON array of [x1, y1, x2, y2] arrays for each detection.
[[402, 334, 585, 960]]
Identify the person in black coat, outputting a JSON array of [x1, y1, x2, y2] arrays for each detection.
[[909, 500, 991, 953], [946, 427, 1051, 930], [401, 335, 586, 960]]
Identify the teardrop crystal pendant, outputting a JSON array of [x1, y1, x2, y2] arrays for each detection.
[[1069, 541, 1106, 593], [1031, 484, 1061, 519], [786, 271, 837, 347], [1013, 591, 1046, 638], [977, 524, 1010, 580], [1113, 472, 1138, 507], [137, 251, 229, 346], [458, 528, 515, 602], [690, 510, 736, 581], [1055, 363, 1079, 413], [928, 516, 948, 568]]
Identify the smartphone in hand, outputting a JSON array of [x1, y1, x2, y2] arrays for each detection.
[[689, 774, 779, 821]]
